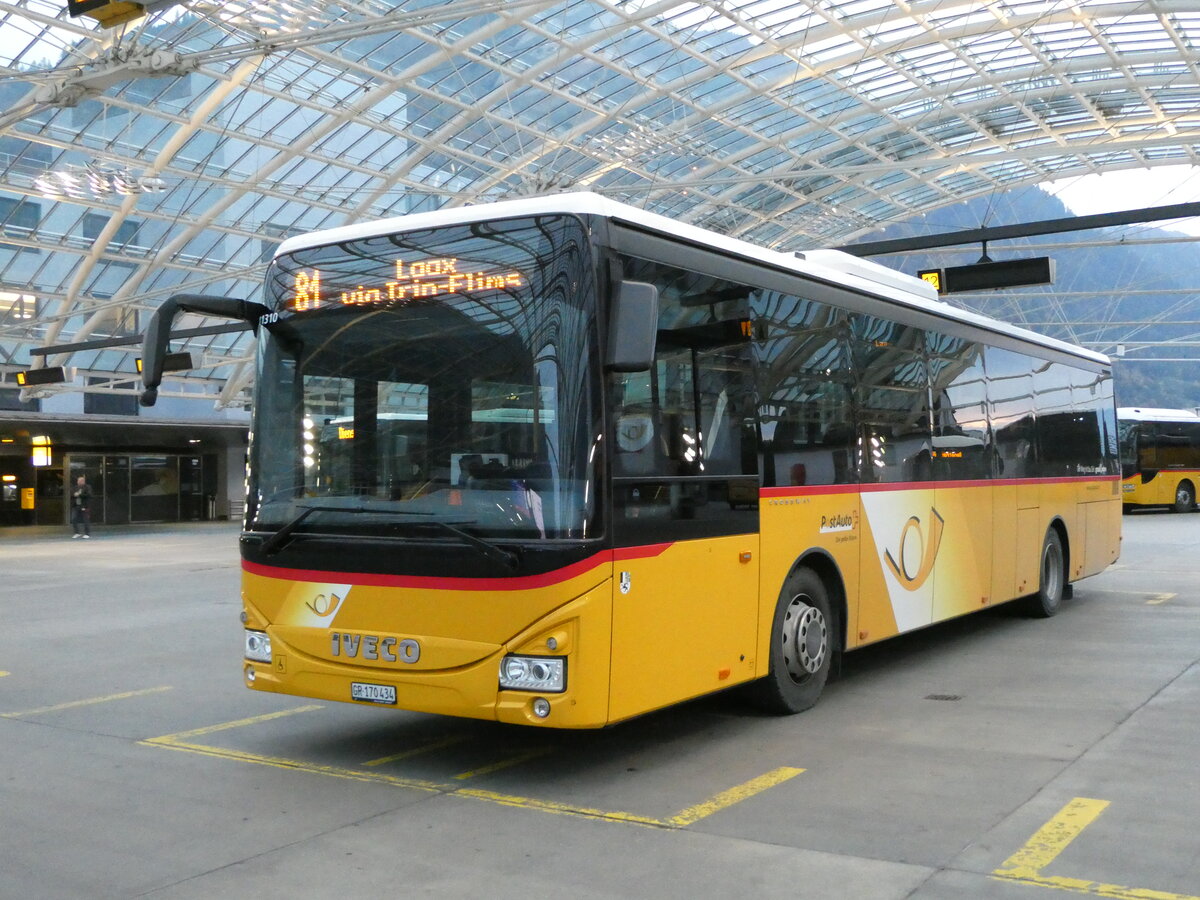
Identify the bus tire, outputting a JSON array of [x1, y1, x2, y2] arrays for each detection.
[[1173, 481, 1195, 513], [750, 568, 835, 714], [1024, 528, 1066, 618]]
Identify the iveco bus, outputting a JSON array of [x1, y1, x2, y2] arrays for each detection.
[[140, 193, 1121, 728]]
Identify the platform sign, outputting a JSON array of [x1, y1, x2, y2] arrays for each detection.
[[919, 257, 1055, 295], [917, 269, 943, 292]]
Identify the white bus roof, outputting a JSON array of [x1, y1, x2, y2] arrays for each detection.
[[278, 192, 1109, 366], [1117, 407, 1200, 422]]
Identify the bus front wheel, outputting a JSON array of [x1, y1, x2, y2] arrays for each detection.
[[1174, 481, 1195, 513], [750, 568, 835, 714], [1024, 528, 1065, 618]]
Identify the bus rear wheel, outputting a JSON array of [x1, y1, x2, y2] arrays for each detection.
[[1024, 528, 1065, 618], [750, 568, 835, 714], [1174, 481, 1195, 513]]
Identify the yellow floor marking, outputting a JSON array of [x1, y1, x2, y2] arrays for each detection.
[[364, 735, 469, 767], [1, 685, 172, 718], [667, 767, 806, 826], [144, 735, 447, 792], [149, 704, 323, 740], [0, 671, 8, 677], [1087, 589, 1179, 603], [453, 787, 667, 827], [994, 797, 1109, 879], [992, 797, 1200, 900], [143, 713, 805, 830], [453, 747, 551, 780]]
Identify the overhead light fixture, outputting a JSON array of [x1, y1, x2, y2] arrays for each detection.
[[66, 0, 180, 29], [31, 435, 52, 468], [209, 0, 334, 32], [16, 366, 72, 387], [0, 291, 35, 320], [34, 163, 167, 200]]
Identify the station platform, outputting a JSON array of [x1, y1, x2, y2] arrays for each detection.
[[1, 513, 1197, 898]]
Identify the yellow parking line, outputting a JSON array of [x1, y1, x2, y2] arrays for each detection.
[[454, 787, 667, 827], [453, 747, 551, 780], [364, 735, 468, 767], [668, 767, 806, 826], [1087, 589, 1178, 604], [993, 797, 1109, 879], [998, 872, 1200, 900], [0, 671, 8, 677], [144, 736, 447, 793], [149, 704, 323, 741], [144, 712, 805, 829], [993, 797, 1200, 900], [1, 685, 172, 718]]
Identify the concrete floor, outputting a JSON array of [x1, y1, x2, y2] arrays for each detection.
[[1, 513, 1197, 899]]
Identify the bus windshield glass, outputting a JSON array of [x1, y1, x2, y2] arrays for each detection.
[[1117, 420, 1138, 467], [250, 214, 600, 543]]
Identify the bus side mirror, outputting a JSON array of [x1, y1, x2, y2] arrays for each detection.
[[140, 294, 270, 407], [606, 280, 658, 373]]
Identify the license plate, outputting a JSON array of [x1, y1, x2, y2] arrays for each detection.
[[351, 682, 396, 705]]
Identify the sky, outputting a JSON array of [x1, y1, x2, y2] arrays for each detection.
[[1045, 165, 1200, 237]]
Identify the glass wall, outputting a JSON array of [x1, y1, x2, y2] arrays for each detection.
[[66, 453, 216, 524]]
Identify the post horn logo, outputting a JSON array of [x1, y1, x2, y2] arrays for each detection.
[[306, 591, 343, 617], [883, 508, 945, 591]]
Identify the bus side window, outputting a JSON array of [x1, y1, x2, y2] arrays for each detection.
[[850, 316, 932, 484], [613, 368, 665, 476], [752, 292, 852, 488], [986, 347, 1036, 479], [927, 333, 989, 481]]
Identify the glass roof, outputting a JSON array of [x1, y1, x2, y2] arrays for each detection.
[[2, 0, 1199, 406]]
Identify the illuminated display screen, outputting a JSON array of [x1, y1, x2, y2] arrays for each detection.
[[285, 256, 524, 313]]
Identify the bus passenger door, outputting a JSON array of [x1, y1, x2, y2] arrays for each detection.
[[607, 327, 760, 722], [608, 489, 760, 721], [932, 482, 992, 620]]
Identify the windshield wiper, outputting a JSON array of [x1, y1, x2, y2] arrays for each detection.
[[257, 503, 518, 570], [420, 519, 519, 570]]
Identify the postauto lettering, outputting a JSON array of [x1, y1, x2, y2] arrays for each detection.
[[330, 631, 420, 663]]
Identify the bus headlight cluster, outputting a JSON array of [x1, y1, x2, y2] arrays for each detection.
[[244, 630, 272, 663], [499, 655, 565, 692]]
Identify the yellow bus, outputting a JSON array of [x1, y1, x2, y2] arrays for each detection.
[[1118, 407, 1200, 513], [140, 193, 1122, 727]]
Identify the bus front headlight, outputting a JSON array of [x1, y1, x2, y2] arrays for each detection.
[[244, 630, 272, 663], [499, 655, 565, 692]]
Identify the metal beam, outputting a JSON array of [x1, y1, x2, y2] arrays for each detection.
[[28, 322, 251, 357], [836, 202, 1200, 257]]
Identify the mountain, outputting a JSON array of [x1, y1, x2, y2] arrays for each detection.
[[856, 186, 1200, 411]]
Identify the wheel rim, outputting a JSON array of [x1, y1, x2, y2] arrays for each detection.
[[782, 594, 827, 682], [1177, 485, 1193, 508], [1042, 539, 1063, 601]]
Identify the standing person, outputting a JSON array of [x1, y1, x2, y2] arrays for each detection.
[[71, 474, 92, 539]]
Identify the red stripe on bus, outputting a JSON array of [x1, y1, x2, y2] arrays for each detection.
[[614, 542, 674, 560], [242, 542, 673, 591], [1125, 469, 1200, 478]]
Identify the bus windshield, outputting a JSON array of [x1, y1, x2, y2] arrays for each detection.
[[1117, 420, 1138, 467], [250, 214, 600, 543]]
